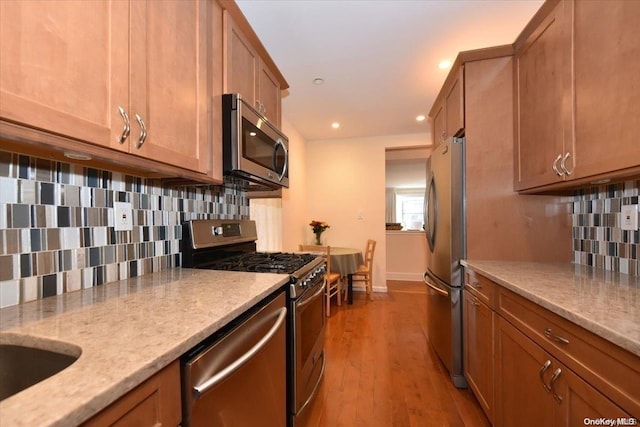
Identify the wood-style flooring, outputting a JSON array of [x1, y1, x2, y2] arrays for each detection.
[[301, 280, 491, 427]]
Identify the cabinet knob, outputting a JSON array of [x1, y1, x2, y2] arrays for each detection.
[[440, 131, 447, 143], [117, 107, 131, 144], [134, 114, 148, 149], [552, 154, 564, 177]]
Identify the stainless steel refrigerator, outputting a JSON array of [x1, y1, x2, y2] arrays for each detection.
[[423, 137, 467, 388]]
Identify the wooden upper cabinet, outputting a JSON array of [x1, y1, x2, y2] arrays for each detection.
[[445, 68, 464, 139], [258, 62, 282, 127], [224, 12, 259, 106], [514, 0, 571, 191], [429, 66, 464, 147], [223, 10, 282, 127], [129, 0, 210, 175], [430, 103, 445, 147], [515, 0, 640, 191], [0, 0, 213, 179], [0, 1, 129, 148], [571, 0, 640, 180]]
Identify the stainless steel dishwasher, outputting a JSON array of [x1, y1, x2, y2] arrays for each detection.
[[181, 291, 287, 427]]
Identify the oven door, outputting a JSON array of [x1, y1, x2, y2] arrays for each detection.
[[291, 278, 326, 422]]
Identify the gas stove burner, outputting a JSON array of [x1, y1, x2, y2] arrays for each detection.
[[208, 252, 320, 275]]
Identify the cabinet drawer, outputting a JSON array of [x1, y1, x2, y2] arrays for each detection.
[[497, 287, 640, 417], [465, 270, 495, 308]]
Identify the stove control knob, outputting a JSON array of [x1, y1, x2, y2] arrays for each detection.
[[212, 226, 224, 236]]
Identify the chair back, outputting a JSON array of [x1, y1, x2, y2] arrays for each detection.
[[299, 245, 332, 274], [363, 239, 376, 272]]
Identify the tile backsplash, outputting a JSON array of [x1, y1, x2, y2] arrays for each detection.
[[0, 150, 249, 308], [572, 180, 640, 275]]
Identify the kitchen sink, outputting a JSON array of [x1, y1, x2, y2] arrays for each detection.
[[0, 343, 80, 401]]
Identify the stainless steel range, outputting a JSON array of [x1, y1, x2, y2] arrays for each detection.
[[181, 219, 326, 427]]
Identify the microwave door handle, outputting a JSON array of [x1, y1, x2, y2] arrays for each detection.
[[273, 138, 288, 182]]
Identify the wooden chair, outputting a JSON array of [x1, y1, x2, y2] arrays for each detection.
[[299, 245, 342, 316], [351, 239, 376, 301]]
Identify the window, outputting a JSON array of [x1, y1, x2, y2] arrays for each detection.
[[395, 190, 424, 230]]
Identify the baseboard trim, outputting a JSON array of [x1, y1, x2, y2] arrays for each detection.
[[352, 284, 388, 293], [386, 272, 423, 281]]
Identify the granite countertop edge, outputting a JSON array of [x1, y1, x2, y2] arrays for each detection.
[[0, 268, 291, 427], [460, 260, 640, 357]]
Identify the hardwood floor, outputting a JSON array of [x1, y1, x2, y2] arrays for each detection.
[[301, 280, 491, 427]]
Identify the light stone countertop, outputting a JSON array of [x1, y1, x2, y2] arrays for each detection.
[[0, 268, 290, 427], [460, 260, 640, 357]]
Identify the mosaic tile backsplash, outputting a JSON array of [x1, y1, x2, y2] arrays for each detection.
[[0, 150, 249, 308], [572, 180, 640, 276]]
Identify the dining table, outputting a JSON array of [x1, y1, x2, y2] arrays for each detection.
[[325, 247, 364, 304]]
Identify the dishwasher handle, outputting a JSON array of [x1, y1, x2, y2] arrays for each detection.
[[193, 307, 287, 399]]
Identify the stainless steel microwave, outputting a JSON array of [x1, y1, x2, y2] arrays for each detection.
[[222, 93, 289, 189]]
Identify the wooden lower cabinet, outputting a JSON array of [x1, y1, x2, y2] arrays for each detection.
[[83, 361, 181, 427], [495, 316, 557, 427], [463, 289, 495, 422], [494, 316, 629, 427]]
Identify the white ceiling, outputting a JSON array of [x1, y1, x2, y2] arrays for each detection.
[[236, 0, 544, 141]]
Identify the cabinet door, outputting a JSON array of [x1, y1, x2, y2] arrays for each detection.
[[258, 62, 281, 127], [431, 103, 445, 147], [445, 67, 464, 139], [83, 361, 181, 427], [572, 0, 640, 180], [224, 11, 258, 108], [514, 0, 571, 190], [463, 290, 494, 422], [495, 317, 557, 427], [129, 0, 209, 174], [554, 363, 630, 426], [0, 0, 129, 150]]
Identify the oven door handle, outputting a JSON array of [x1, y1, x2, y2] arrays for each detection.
[[192, 307, 287, 399], [297, 282, 326, 308]]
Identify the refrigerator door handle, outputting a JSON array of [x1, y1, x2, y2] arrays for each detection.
[[423, 270, 449, 297], [424, 174, 437, 251]]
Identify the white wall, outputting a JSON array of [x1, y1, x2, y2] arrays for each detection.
[[281, 118, 308, 252], [386, 230, 427, 281], [250, 117, 307, 252], [305, 133, 429, 292]]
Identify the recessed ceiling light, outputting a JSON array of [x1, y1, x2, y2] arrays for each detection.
[[438, 59, 452, 70], [313, 78, 325, 85], [416, 115, 426, 122], [331, 122, 340, 129]]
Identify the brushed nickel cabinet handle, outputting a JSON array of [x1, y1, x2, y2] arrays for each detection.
[[549, 368, 563, 403], [539, 360, 552, 392], [117, 107, 131, 144], [134, 114, 147, 149], [560, 152, 573, 176], [544, 328, 570, 345], [552, 154, 564, 176], [470, 297, 480, 306]]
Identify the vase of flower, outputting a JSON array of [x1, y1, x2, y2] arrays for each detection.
[[309, 220, 330, 245]]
